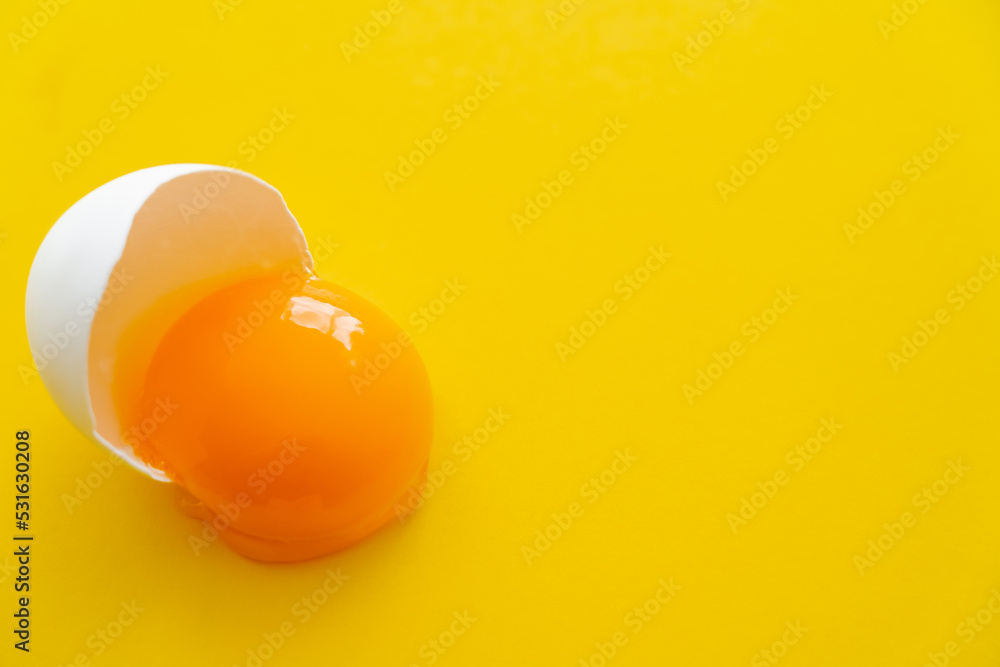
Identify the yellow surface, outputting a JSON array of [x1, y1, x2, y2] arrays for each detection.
[[1, 0, 999, 665]]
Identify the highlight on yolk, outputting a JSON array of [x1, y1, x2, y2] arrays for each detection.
[[113, 268, 433, 562]]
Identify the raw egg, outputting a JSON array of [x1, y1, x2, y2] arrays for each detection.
[[25, 164, 433, 562]]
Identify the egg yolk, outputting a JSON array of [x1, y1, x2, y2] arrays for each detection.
[[114, 269, 433, 562]]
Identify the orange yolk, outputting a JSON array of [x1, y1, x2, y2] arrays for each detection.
[[114, 270, 433, 562]]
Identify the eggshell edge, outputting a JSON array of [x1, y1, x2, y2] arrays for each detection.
[[26, 164, 315, 481]]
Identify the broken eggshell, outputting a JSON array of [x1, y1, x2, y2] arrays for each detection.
[[25, 164, 314, 481]]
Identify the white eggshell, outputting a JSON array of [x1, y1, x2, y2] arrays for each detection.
[[26, 164, 314, 480]]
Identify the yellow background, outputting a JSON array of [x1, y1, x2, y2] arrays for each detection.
[[2, 0, 1000, 665]]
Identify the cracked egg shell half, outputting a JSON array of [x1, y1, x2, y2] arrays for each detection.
[[25, 164, 433, 562]]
